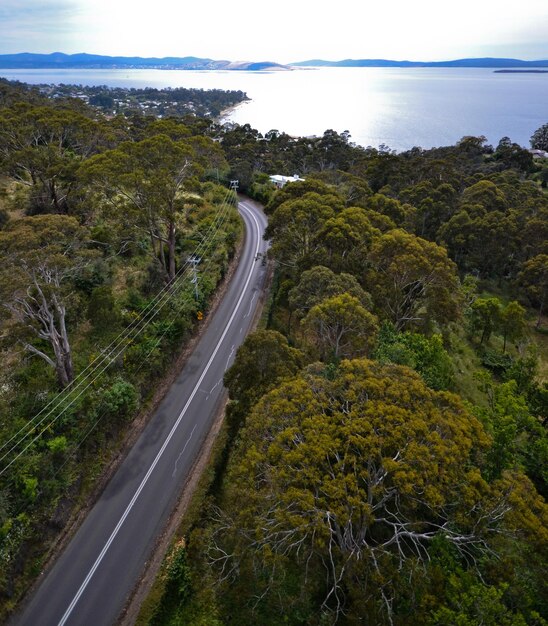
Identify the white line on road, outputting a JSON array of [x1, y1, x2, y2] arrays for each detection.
[[57, 203, 261, 626], [172, 423, 197, 477], [225, 345, 235, 370], [205, 379, 222, 401], [244, 292, 257, 319]]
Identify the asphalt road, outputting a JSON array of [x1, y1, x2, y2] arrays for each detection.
[[15, 199, 268, 626]]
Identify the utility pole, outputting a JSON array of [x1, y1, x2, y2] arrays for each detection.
[[188, 255, 201, 300]]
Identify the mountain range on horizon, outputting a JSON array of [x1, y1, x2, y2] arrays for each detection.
[[1, 52, 548, 70], [292, 57, 548, 68], [0, 52, 289, 71]]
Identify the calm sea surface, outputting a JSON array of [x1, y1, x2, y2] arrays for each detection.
[[2, 67, 547, 152]]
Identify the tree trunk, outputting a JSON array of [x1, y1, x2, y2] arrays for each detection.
[[168, 220, 176, 282], [55, 358, 71, 388], [50, 295, 74, 388], [536, 291, 545, 329], [50, 179, 61, 213], [158, 235, 167, 280]]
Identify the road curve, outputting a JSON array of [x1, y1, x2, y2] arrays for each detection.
[[15, 199, 268, 626]]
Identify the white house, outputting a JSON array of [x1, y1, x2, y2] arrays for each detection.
[[269, 174, 305, 189]]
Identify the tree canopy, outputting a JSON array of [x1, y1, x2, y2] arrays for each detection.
[[366, 229, 460, 330], [208, 359, 547, 623]]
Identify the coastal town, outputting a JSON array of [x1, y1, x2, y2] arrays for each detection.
[[35, 82, 248, 118]]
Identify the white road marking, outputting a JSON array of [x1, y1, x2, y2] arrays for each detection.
[[172, 424, 198, 477], [244, 292, 257, 318], [57, 203, 262, 626], [205, 379, 222, 401], [225, 345, 235, 370]]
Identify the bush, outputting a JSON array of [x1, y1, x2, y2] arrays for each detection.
[[165, 539, 192, 604], [374, 323, 454, 390], [100, 379, 139, 420], [479, 348, 514, 376]]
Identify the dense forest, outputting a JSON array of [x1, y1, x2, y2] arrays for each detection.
[[142, 124, 548, 623], [0, 78, 241, 618], [0, 75, 547, 625]]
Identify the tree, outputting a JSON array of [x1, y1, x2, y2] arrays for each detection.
[[265, 179, 339, 215], [288, 265, 371, 317], [210, 360, 545, 623], [518, 254, 548, 328], [309, 170, 372, 206], [224, 330, 303, 412], [367, 229, 460, 330], [302, 293, 378, 359], [316, 206, 379, 274], [364, 193, 414, 227], [399, 181, 456, 239], [373, 322, 454, 390], [475, 378, 547, 493], [493, 136, 534, 173], [82, 134, 222, 282], [0, 104, 101, 214], [530, 123, 548, 151], [499, 301, 526, 353], [467, 297, 502, 345], [264, 192, 342, 272], [0, 215, 92, 387], [427, 578, 528, 626], [437, 204, 518, 278]]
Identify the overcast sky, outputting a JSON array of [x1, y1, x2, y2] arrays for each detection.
[[1, 0, 547, 62]]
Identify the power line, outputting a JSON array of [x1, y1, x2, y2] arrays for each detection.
[[0, 201, 234, 477], [3, 211, 238, 518], [0, 187, 238, 474], [188, 255, 201, 300]]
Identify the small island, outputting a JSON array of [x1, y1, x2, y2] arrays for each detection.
[[494, 69, 548, 73]]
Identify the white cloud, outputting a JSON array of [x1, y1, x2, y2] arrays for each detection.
[[1, 0, 547, 61]]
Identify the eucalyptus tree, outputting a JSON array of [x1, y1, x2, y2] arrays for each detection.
[[81, 134, 225, 282], [518, 254, 548, 328], [0, 215, 93, 387], [302, 293, 378, 359], [530, 122, 548, 151], [367, 229, 460, 330], [0, 104, 102, 214], [208, 359, 547, 623]]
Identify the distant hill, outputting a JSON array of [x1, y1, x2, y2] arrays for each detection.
[[0, 52, 290, 71], [4, 53, 547, 72], [291, 57, 548, 68]]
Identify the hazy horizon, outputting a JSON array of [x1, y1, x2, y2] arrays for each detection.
[[1, 0, 547, 64], [3, 51, 548, 64]]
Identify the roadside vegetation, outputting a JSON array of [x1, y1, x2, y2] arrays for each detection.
[[145, 124, 548, 624], [0, 78, 242, 619]]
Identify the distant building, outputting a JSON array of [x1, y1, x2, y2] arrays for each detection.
[[529, 149, 548, 159], [269, 174, 305, 189]]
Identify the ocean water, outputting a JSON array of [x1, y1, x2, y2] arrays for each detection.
[[2, 67, 547, 152]]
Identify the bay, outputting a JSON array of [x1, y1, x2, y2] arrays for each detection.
[[1, 67, 547, 152]]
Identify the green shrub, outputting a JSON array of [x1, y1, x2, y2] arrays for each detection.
[[100, 379, 139, 420]]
